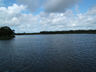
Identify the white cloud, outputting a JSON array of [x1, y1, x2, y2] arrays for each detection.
[[39, 6, 96, 31], [0, 4, 96, 33], [15, 14, 41, 33], [0, 4, 25, 14], [0, 4, 25, 29], [16, 0, 42, 12], [0, 4, 41, 33]]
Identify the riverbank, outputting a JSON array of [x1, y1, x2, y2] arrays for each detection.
[[15, 30, 96, 35]]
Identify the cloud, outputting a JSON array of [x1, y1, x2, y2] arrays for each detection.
[[16, 0, 42, 12], [0, 4, 25, 29], [0, 4, 25, 25], [44, 0, 79, 13], [15, 14, 41, 33], [39, 6, 96, 31], [0, 4, 96, 33], [16, 0, 79, 13], [0, 4, 41, 33]]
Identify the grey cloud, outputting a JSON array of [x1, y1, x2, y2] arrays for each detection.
[[44, 0, 79, 13], [16, 0, 79, 13]]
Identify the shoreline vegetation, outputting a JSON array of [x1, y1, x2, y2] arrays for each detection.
[[0, 26, 15, 40], [1, 26, 96, 39], [15, 30, 96, 35]]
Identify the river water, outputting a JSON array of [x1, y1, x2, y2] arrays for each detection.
[[0, 34, 96, 72]]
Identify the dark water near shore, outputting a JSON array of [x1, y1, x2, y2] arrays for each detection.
[[0, 34, 96, 72]]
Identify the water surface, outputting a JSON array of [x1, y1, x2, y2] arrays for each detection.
[[0, 34, 96, 72]]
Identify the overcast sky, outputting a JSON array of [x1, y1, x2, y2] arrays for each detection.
[[0, 0, 96, 33]]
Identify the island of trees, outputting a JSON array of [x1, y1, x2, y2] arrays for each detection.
[[0, 26, 15, 40]]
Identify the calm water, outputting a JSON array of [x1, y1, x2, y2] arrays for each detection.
[[0, 34, 96, 72]]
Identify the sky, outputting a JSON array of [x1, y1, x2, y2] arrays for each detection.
[[0, 0, 96, 33]]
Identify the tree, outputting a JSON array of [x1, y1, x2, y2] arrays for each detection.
[[0, 26, 15, 39]]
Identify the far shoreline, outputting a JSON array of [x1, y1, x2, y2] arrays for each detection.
[[15, 30, 96, 35]]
